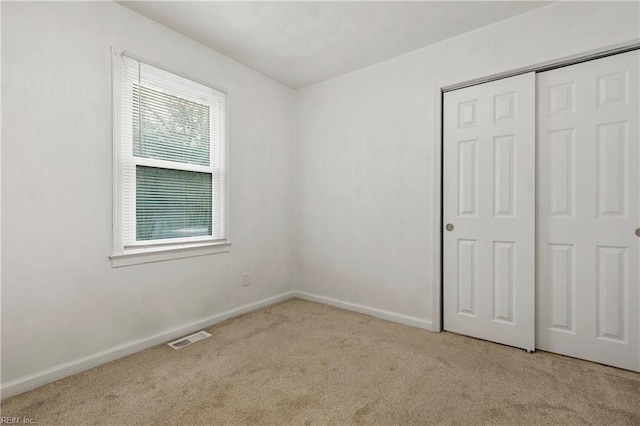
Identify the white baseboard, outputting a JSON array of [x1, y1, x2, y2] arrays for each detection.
[[2, 290, 434, 400], [1, 291, 295, 401], [293, 291, 434, 331]]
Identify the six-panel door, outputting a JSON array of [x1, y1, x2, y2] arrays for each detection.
[[537, 50, 639, 372], [443, 72, 536, 351]]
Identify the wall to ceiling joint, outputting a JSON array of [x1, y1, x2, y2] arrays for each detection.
[[295, 1, 639, 327], [1, 1, 297, 390]]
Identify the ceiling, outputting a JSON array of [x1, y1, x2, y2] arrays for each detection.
[[119, 1, 553, 89]]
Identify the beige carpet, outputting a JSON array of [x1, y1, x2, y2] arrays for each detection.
[[2, 298, 639, 425]]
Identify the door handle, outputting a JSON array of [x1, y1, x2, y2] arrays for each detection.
[[636, 228, 640, 238], [446, 223, 455, 232]]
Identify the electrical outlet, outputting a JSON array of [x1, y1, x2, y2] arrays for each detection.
[[241, 272, 251, 287]]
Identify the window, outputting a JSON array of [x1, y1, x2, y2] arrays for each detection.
[[111, 50, 228, 266]]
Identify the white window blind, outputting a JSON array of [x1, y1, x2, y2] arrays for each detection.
[[119, 55, 226, 249]]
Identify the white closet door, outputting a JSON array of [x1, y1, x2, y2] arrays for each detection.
[[537, 50, 639, 371], [443, 72, 536, 351]]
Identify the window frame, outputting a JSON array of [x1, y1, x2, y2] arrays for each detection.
[[110, 47, 230, 267]]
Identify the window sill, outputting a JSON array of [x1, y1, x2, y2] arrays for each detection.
[[110, 240, 231, 267]]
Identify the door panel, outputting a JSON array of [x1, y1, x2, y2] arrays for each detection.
[[537, 50, 639, 371], [443, 72, 536, 351]]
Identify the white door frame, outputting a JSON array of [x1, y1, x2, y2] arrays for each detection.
[[431, 39, 640, 333]]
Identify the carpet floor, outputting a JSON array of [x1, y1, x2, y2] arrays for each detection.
[[1, 298, 639, 425]]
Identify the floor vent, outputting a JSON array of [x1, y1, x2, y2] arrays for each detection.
[[167, 330, 212, 349]]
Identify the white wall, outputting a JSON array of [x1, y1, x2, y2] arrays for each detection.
[[1, 2, 296, 387], [296, 2, 639, 326]]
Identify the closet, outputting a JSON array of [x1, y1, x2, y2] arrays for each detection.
[[442, 49, 639, 372]]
